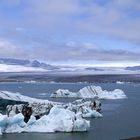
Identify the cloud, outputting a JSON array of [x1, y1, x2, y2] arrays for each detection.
[[0, 38, 140, 63], [0, 0, 140, 65], [29, 42, 140, 62], [0, 39, 29, 59], [18, 0, 140, 43], [0, 0, 140, 44]]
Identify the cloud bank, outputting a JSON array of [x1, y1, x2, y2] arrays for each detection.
[[0, 0, 140, 65]]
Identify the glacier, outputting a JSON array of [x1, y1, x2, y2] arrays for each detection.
[[0, 107, 90, 135], [51, 85, 127, 99]]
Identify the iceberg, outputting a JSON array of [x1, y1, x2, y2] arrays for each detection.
[[0, 90, 104, 135], [1, 90, 102, 119], [51, 85, 127, 99], [66, 99, 102, 118], [73, 117, 90, 132], [0, 113, 26, 134], [25, 106, 90, 133], [0, 114, 5, 135], [6, 99, 102, 119], [80, 107, 102, 118], [0, 91, 55, 104], [0, 107, 90, 135], [7, 102, 53, 117]]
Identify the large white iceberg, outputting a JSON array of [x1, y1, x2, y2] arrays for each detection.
[[0, 107, 90, 135], [51, 85, 126, 99]]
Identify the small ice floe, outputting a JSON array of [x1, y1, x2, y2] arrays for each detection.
[[116, 81, 124, 84], [81, 107, 102, 118], [51, 85, 127, 99], [38, 93, 47, 96], [24, 81, 37, 83]]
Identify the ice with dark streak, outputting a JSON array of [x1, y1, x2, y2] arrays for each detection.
[[51, 85, 127, 99]]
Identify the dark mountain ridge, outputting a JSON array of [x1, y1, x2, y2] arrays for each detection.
[[0, 58, 58, 70]]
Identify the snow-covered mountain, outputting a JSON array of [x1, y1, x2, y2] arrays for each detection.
[[0, 58, 59, 72], [0, 58, 58, 69], [0, 58, 140, 74], [125, 66, 140, 71]]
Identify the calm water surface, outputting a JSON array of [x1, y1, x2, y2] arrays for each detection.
[[0, 82, 140, 140]]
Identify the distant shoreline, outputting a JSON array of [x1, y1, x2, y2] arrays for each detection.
[[0, 73, 140, 83]]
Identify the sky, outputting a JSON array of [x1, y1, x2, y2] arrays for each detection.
[[0, 0, 140, 67]]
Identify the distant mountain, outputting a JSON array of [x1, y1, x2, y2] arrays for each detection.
[[30, 60, 59, 70], [85, 67, 104, 71], [0, 58, 59, 70], [125, 66, 140, 71], [0, 58, 140, 74]]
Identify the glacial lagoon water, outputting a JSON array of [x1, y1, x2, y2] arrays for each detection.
[[0, 82, 140, 140]]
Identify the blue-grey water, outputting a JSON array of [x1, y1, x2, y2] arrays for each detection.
[[0, 82, 140, 140]]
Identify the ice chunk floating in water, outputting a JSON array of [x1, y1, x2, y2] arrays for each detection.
[[51, 85, 127, 99], [0, 107, 90, 135], [0, 91, 52, 104]]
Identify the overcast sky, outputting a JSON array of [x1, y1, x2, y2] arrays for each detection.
[[0, 0, 140, 67]]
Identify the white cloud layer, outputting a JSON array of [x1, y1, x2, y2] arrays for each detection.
[[0, 0, 140, 65]]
